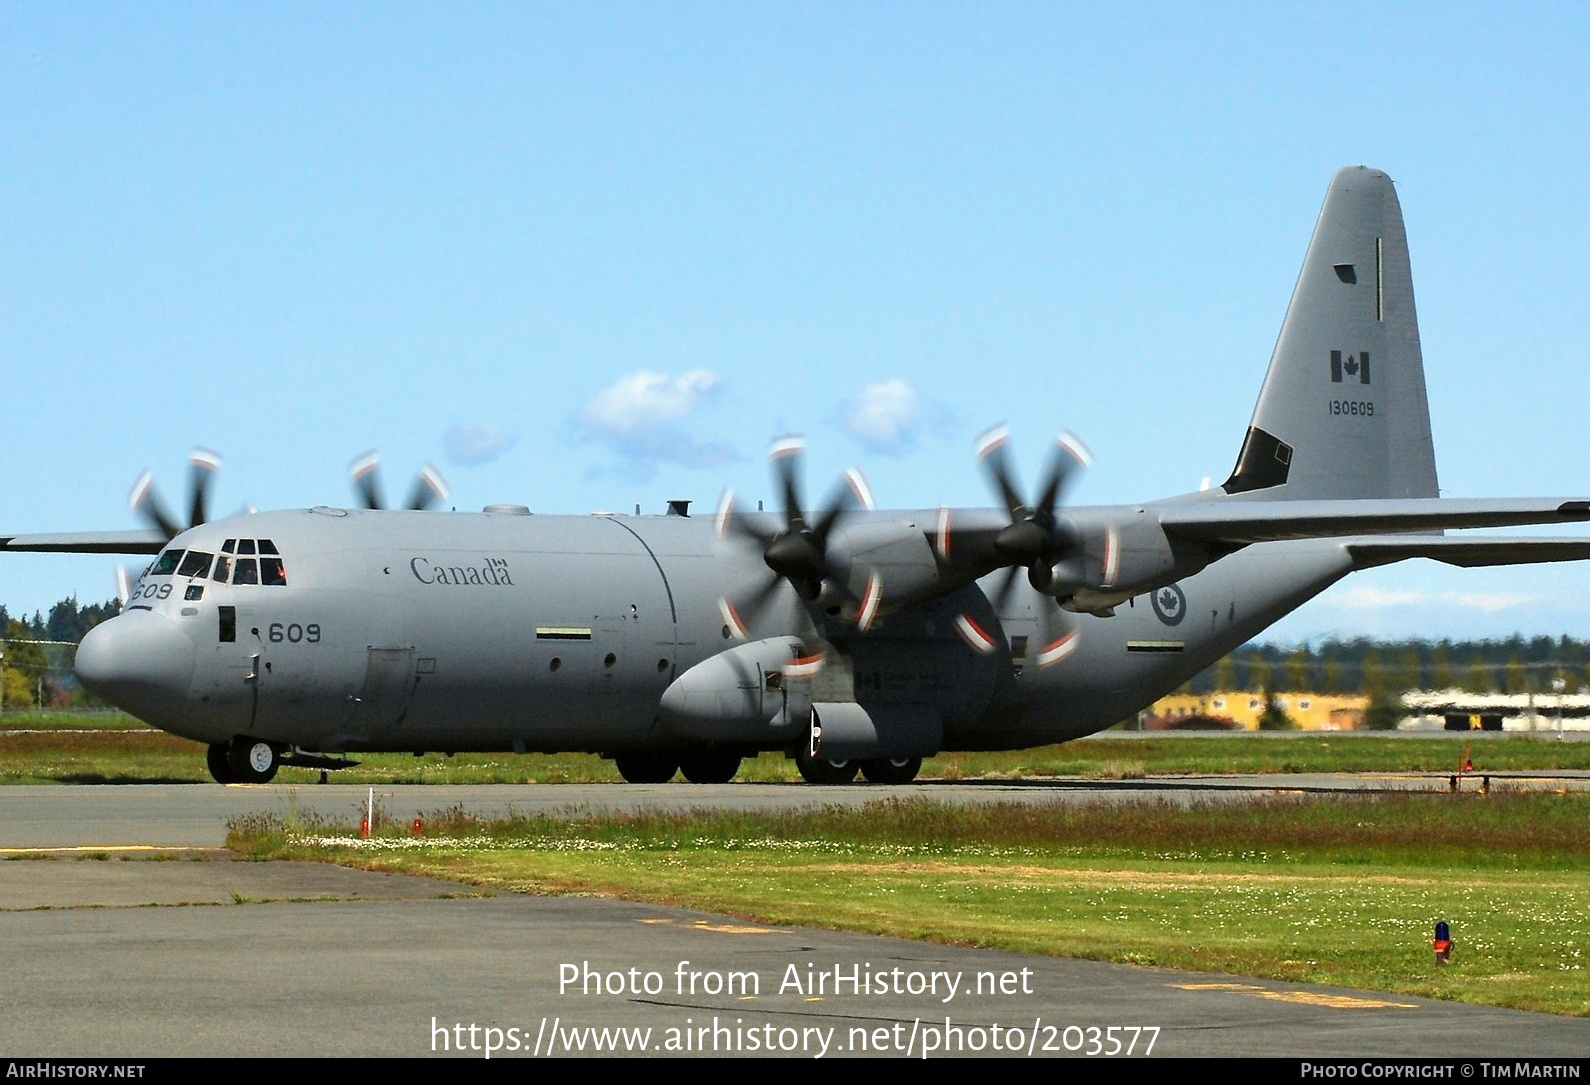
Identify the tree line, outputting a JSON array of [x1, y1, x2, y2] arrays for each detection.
[[1, 596, 120, 709], [1185, 635, 1590, 696]]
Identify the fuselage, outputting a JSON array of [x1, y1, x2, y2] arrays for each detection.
[[74, 504, 1356, 758]]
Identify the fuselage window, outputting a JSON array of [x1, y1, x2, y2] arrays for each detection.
[[150, 550, 184, 576], [237, 539, 257, 556], [177, 551, 213, 579], [212, 556, 232, 582], [233, 558, 259, 585], [260, 557, 286, 586]]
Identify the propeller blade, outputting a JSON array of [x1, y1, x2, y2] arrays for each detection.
[[717, 574, 784, 641], [129, 471, 183, 541], [856, 570, 883, 633], [953, 613, 999, 655], [716, 490, 779, 548], [1033, 604, 1080, 668], [350, 450, 385, 510], [114, 566, 132, 607], [769, 434, 806, 532], [406, 464, 450, 511], [990, 565, 1022, 611], [975, 425, 1027, 518], [973, 425, 1093, 593], [1035, 431, 1091, 515], [812, 467, 871, 542], [187, 448, 221, 528]]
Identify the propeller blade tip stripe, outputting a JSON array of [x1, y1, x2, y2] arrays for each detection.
[[1036, 631, 1079, 667], [857, 572, 882, 632], [418, 465, 450, 501], [714, 490, 736, 538], [954, 614, 998, 654], [786, 652, 825, 678], [769, 434, 805, 460], [350, 451, 381, 480], [189, 448, 222, 472], [1058, 431, 1093, 468], [974, 424, 1010, 461], [844, 467, 875, 511], [717, 597, 748, 640], [128, 472, 153, 509], [935, 507, 952, 560]]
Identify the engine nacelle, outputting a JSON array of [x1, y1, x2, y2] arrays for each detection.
[[1052, 508, 1211, 614], [825, 518, 943, 614]]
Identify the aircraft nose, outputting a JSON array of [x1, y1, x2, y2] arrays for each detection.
[[75, 611, 196, 720]]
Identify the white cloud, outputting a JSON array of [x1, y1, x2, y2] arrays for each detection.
[[582, 370, 720, 434], [840, 380, 946, 454], [443, 423, 517, 466], [578, 369, 738, 474]]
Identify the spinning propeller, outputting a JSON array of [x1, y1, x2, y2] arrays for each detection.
[[715, 435, 875, 661], [129, 448, 224, 543], [122, 448, 239, 604], [954, 425, 1094, 668], [349, 451, 450, 511]]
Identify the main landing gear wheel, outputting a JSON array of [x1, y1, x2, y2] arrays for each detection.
[[795, 746, 859, 785], [860, 757, 923, 784], [224, 739, 279, 784], [614, 753, 679, 784], [206, 744, 241, 784], [678, 750, 742, 784]]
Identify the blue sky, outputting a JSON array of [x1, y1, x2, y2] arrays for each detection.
[[3, 3, 1588, 642]]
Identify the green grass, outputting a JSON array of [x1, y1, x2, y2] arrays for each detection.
[[227, 793, 1590, 1016], [3, 721, 1589, 785]]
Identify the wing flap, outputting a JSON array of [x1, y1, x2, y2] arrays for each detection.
[[1160, 498, 1590, 544], [1346, 535, 1590, 570]]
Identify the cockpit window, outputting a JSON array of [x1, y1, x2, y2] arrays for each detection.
[[150, 550, 184, 576], [237, 539, 256, 556], [233, 558, 258, 585], [212, 556, 232, 582], [260, 557, 287, 586], [221, 539, 236, 554], [259, 539, 279, 555], [177, 551, 213, 578]]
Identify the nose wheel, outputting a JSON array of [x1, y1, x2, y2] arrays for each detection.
[[208, 739, 280, 784]]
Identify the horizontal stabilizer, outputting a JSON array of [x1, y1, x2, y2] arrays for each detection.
[[1160, 498, 1590, 545], [0, 530, 167, 555], [1346, 535, 1590, 569]]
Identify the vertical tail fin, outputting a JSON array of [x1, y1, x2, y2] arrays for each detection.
[[1223, 166, 1439, 500]]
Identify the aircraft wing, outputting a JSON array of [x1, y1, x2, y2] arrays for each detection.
[[1158, 499, 1590, 545], [1345, 535, 1590, 569], [0, 530, 167, 555]]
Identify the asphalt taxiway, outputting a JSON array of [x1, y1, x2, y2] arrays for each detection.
[[1, 780, 1586, 1058]]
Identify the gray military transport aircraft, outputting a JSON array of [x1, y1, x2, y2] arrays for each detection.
[[8, 166, 1590, 786]]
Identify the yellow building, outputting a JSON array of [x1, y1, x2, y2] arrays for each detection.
[[1145, 691, 1369, 731]]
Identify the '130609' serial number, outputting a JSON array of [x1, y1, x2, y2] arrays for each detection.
[[1329, 399, 1374, 416]]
